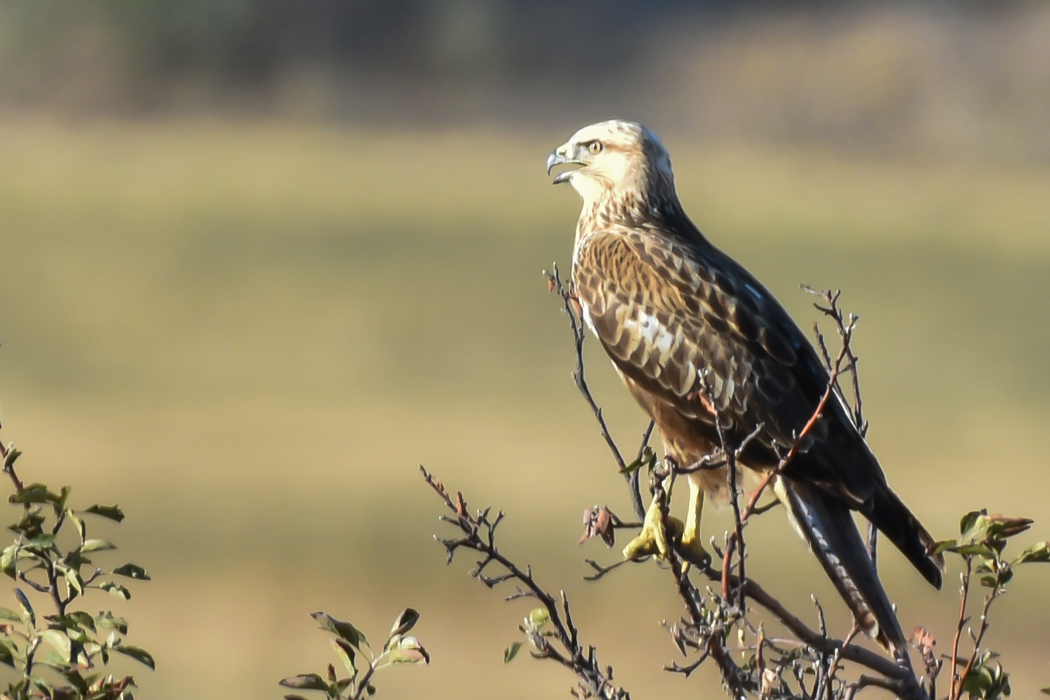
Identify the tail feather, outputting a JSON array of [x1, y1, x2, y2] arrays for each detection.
[[775, 477, 906, 652], [866, 487, 945, 589]]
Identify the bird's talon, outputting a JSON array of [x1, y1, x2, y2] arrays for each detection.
[[622, 501, 683, 562], [677, 534, 712, 570]]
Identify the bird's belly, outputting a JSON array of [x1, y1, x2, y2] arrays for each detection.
[[618, 370, 735, 504]]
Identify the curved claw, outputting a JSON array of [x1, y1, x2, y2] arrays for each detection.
[[678, 532, 712, 569]]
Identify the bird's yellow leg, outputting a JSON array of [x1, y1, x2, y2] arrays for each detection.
[[678, 475, 711, 568], [622, 495, 677, 561], [621, 474, 710, 567]]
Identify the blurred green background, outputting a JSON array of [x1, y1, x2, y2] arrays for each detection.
[[1, 2, 1049, 698]]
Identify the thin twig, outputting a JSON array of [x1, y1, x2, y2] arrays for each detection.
[[948, 559, 972, 699], [953, 564, 1002, 700], [423, 465, 631, 699], [0, 439, 25, 495], [824, 622, 863, 700], [630, 422, 655, 520], [803, 286, 868, 436], [547, 266, 646, 521]]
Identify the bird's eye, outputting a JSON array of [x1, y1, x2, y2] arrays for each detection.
[[588, 141, 603, 154]]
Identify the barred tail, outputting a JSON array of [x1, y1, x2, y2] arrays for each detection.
[[774, 477, 906, 652]]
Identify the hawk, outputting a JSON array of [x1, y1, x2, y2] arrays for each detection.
[[546, 120, 943, 653]]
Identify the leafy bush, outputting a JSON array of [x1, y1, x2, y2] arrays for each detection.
[[279, 609, 429, 700], [0, 443, 152, 700]]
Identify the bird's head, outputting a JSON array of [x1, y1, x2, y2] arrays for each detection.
[[546, 120, 677, 215]]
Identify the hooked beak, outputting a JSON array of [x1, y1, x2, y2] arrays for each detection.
[[546, 146, 579, 185]]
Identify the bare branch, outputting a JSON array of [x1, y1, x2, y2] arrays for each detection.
[[948, 559, 972, 699], [547, 265, 646, 521], [423, 465, 632, 699]]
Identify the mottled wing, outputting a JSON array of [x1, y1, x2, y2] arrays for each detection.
[[573, 226, 874, 503]]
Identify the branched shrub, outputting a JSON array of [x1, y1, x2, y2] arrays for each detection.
[[418, 276, 1050, 700], [279, 609, 429, 700], [0, 439, 152, 700]]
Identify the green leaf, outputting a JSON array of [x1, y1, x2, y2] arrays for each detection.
[[66, 628, 90, 645], [63, 568, 84, 599], [59, 667, 88, 695], [961, 670, 990, 696], [113, 645, 155, 670], [30, 674, 53, 695], [14, 589, 35, 627], [23, 534, 56, 549], [63, 549, 88, 571], [278, 674, 330, 691], [528, 608, 550, 629], [13, 485, 59, 506], [387, 636, 429, 665], [955, 544, 995, 558], [331, 637, 357, 678], [960, 510, 984, 537], [12, 509, 46, 538], [1017, 542, 1050, 565], [389, 608, 420, 638], [95, 612, 128, 634], [1039, 686, 1050, 695], [112, 564, 150, 580], [99, 582, 131, 600], [999, 674, 1012, 698], [311, 612, 368, 649], [42, 630, 71, 664], [620, 447, 655, 475], [0, 640, 15, 668], [3, 446, 22, 470], [0, 607, 21, 622], [504, 641, 524, 663], [55, 612, 95, 633], [932, 539, 957, 556], [83, 505, 125, 523], [80, 539, 116, 553], [620, 458, 645, 475], [283, 696, 311, 700], [68, 512, 86, 544], [0, 546, 16, 580]]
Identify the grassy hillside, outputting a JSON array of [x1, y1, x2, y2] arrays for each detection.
[[1, 118, 1048, 699]]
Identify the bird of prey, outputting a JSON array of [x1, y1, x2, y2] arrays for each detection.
[[546, 120, 943, 653]]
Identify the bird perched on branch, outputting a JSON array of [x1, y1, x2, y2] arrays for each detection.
[[546, 120, 943, 654]]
